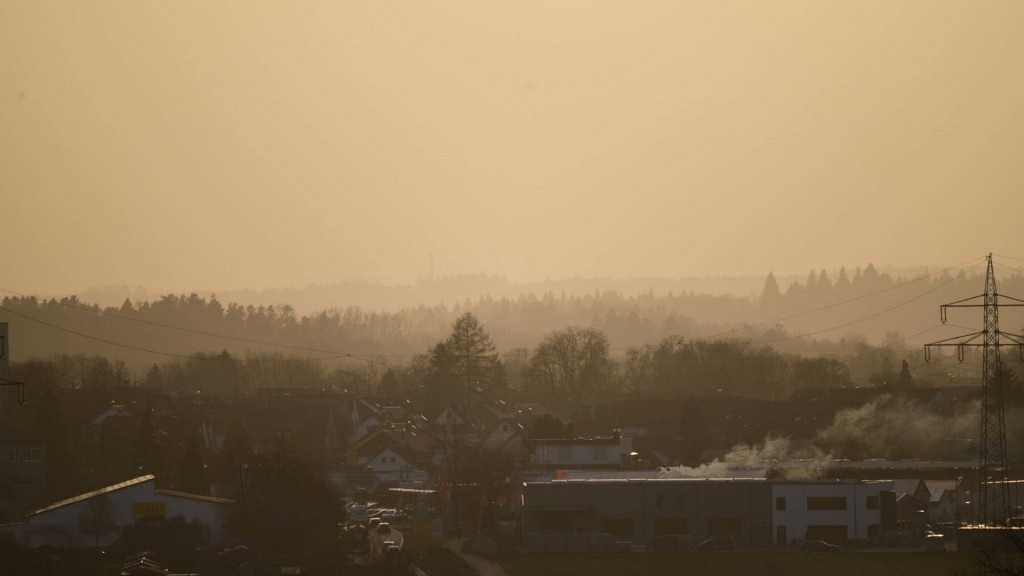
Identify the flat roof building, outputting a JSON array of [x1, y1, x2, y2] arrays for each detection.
[[522, 478, 893, 553]]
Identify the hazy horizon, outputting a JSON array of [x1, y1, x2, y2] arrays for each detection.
[[11, 259, 1002, 318], [4, 1, 1022, 297]]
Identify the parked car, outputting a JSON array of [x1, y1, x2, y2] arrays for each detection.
[[925, 533, 945, 553], [377, 522, 391, 535], [368, 518, 381, 531], [351, 506, 371, 523], [696, 536, 736, 551], [799, 540, 839, 553]]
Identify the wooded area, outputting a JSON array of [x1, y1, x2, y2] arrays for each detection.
[[3, 266, 1022, 402]]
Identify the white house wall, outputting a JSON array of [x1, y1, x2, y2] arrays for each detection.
[[363, 448, 410, 474]]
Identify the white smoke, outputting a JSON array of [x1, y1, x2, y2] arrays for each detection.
[[657, 436, 830, 480], [657, 393, 981, 480], [815, 394, 980, 460]]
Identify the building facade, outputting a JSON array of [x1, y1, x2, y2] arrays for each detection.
[[771, 480, 891, 545], [521, 478, 893, 552], [0, 426, 45, 522], [10, 475, 232, 548]]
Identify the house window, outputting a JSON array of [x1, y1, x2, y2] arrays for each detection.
[[654, 518, 688, 535], [708, 518, 743, 536], [380, 456, 387, 464], [390, 456, 396, 463], [866, 495, 879, 510], [9, 450, 18, 461], [600, 518, 634, 537], [807, 497, 847, 511], [775, 497, 786, 511]]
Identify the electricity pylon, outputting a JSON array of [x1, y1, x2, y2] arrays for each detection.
[[925, 254, 1024, 525]]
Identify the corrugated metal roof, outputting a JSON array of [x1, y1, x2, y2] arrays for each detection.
[[30, 475, 155, 516]]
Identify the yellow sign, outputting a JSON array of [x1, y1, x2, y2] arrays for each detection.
[[132, 502, 166, 519]]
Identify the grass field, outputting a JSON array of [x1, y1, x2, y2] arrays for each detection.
[[496, 550, 975, 576]]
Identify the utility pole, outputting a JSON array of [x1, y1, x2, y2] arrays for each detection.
[[925, 254, 1024, 525], [0, 322, 26, 414]]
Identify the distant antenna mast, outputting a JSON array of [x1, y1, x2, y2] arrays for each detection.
[[925, 254, 1024, 525]]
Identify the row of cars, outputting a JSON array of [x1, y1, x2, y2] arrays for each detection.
[[344, 500, 410, 525], [693, 536, 838, 553], [368, 517, 403, 560]]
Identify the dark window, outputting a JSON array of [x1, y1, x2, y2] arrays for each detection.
[[807, 496, 847, 511], [776, 497, 786, 511], [538, 512, 575, 533], [867, 524, 880, 539], [600, 518, 634, 537], [866, 495, 879, 510], [654, 518, 688, 535], [708, 518, 743, 536]]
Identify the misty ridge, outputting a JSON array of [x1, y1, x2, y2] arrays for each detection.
[[3, 262, 1021, 363], [3, 264, 1023, 394], [74, 263, 1002, 318]]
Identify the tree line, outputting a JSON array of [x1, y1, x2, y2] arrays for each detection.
[[5, 311, 981, 408], [7, 262, 1021, 400]]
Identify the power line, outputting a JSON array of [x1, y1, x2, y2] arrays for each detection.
[[605, 258, 983, 353], [747, 269, 971, 345], [702, 256, 984, 341], [0, 304, 359, 364], [993, 253, 1024, 265], [0, 289, 381, 358]]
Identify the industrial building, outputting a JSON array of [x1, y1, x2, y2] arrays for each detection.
[[1, 475, 232, 548], [521, 478, 893, 552]]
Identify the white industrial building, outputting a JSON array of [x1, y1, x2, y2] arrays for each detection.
[[3, 475, 233, 548], [771, 480, 892, 545], [521, 477, 896, 552]]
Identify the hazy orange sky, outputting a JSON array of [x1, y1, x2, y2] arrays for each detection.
[[3, 1, 1022, 296]]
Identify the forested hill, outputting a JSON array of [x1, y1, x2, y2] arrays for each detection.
[[4, 264, 1022, 376], [77, 274, 773, 316]]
